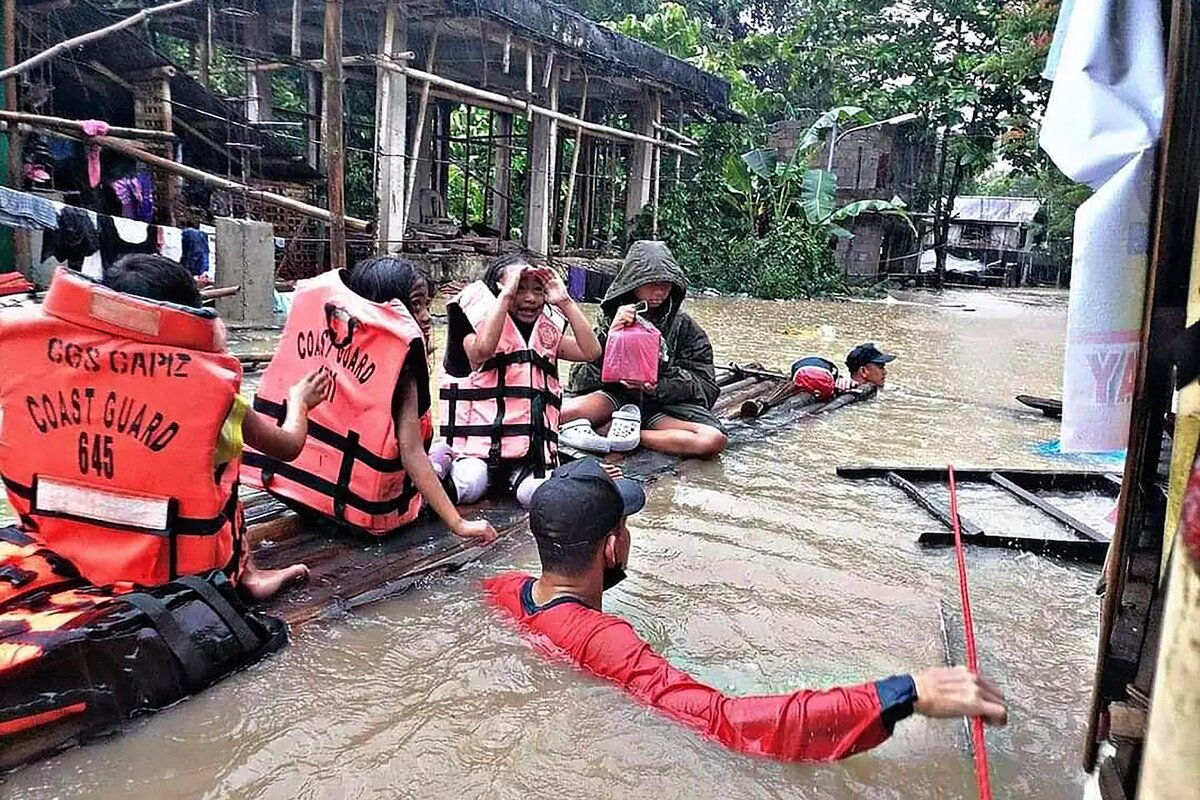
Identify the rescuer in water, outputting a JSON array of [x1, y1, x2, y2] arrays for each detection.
[[102, 254, 326, 599], [486, 458, 1008, 762], [439, 252, 602, 508]]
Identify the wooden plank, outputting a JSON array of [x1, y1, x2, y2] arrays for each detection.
[[323, 0, 346, 269], [990, 472, 1111, 543], [839, 465, 1120, 493], [885, 471, 985, 536], [918, 531, 1109, 564]]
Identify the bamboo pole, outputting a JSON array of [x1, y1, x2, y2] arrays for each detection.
[[0, 109, 175, 141], [290, 0, 303, 57], [651, 128, 661, 237], [0, 0, 201, 82], [323, 0, 346, 270], [198, 0, 212, 86], [92, 134, 369, 229], [398, 25, 440, 243], [653, 120, 699, 147], [558, 75, 588, 251], [372, 59, 698, 158]]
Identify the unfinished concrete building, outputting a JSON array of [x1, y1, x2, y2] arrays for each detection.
[[5, 0, 732, 283]]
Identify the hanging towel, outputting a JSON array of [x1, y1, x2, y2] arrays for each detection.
[[0, 186, 59, 230], [160, 225, 183, 261], [112, 216, 149, 245]]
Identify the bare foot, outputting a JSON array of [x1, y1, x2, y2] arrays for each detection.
[[239, 563, 310, 601]]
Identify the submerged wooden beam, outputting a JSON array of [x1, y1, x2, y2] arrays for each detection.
[[989, 472, 1110, 543], [918, 531, 1109, 564], [885, 471, 985, 536], [839, 465, 1121, 493]]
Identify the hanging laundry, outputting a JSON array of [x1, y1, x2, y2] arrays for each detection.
[[80, 121, 110, 189], [567, 265, 587, 301], [98, 215, 156, 266], [161, 225, 183, 261], [181, 227, 210, 277], [0, 186, 58, 230], [42, 206, 99, 271]]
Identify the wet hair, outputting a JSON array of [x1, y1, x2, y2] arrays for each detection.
[[343, 255, 432, 310], [482, 250, 540, 295], [102, 254, 203, 309]]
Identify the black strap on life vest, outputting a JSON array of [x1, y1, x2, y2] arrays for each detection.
[[439, 349, 561, 470], [175, 574, 261, 653], [249, 396, 419, 523]]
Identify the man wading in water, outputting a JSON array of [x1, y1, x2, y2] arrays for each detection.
[[486, 459, 1008, 762]]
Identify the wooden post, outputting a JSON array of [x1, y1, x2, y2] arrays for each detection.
[[245, 14, 272, 123], [306, 69, 321, 169], [624, 89, 659, 223], [198, 0, 213, 86], [524, 60, 557, 255], [374, 0, 407, 250], [399, 24, 439, 242], [491, 112, 512, 238], [290, 0, 303, 57], [651, 127, 661, 237], [558, 76, 588, 251], [4, 0, 27, 273], [323, 0, 346, 270]]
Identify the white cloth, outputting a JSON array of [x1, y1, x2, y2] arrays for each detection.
[[112, 216, 148, 245], [160, 226, 183, 261], [1039, 0, 1164, 453]]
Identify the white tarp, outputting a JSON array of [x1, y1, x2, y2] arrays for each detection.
[[1040, 0, 1164, 453], [918, 250, 985, 274], [952, 196, 1043, 225]]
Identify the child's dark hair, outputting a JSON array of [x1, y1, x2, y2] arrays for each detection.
[[102, 254, 203, 309], [482, 250, 540, 295], [344, 255, 432, 310]]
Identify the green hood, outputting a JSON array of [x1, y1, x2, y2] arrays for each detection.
[[599, 241, 688, 319]]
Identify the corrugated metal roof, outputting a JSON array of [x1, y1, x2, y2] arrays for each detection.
[[952, 196, 1043, 224]]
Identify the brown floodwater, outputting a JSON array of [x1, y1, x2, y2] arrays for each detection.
[[3, 289, 1115, 799]]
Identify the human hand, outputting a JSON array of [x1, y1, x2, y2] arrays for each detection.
[[619, 379, 657, 393], [609, 304, 639, 331], [835, 376, 855, 392], [499, 263, 525, 302], [533, 267, 570, 307], [601, 463, 624, 481], [452, 517, 498, 544], [289, 370, 331, 413], [912, 666, 1007, 726]]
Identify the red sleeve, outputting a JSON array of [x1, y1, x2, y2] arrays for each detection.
[[555, 608, 892, 762]]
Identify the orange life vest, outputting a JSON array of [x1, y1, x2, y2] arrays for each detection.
[[0, 268, 243, 587], [439, 281, 564, 474], [241, 270, 430, 534]]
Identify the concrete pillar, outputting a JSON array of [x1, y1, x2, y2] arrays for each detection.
[[525, 64, 557, 255], [214, 218, 275, 327], [374, 1, 407, 250], [490, 112, 513, 238], [624, 89, 659, 222]]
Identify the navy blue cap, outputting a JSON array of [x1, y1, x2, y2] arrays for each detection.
[[529, 458, 646, 545], [846, 343, 897, 373]]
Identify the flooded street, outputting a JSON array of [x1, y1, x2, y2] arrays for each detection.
[[4, 289, 1110, 799]]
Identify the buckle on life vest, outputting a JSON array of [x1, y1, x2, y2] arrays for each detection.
[[324, 302, 359, 349]]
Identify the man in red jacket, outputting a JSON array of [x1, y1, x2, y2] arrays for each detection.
[[485, 458, 1008, 762]]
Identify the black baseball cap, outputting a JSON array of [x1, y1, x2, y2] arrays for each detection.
[[529, 458, 646, 546], [846, 343, 897, 373]]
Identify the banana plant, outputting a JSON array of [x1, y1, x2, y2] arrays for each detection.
[[724, 106, 913, 239]]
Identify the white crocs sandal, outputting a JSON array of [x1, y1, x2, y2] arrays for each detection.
[[606, 404, 642, 453], [558, 419, 612, 455]]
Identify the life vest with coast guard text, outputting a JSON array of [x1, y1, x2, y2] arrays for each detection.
[[241, 270, 430, 535], [439, 281, 563, 476], [0, 268, 242, 587]]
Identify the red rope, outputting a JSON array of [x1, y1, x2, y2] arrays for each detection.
[[947, 464, 993, 800]]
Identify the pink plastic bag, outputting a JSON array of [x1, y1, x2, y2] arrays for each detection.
[[602, 317, 661, 385]]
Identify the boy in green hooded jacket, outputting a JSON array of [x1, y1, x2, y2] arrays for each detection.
[[562, 241, 728, 459]]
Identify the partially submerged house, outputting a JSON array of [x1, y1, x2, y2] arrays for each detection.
[[917, 195, 1061, 286], [4, 0, 732, 284]]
